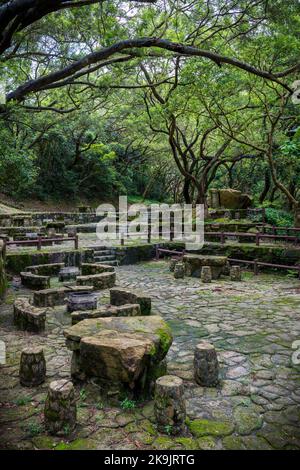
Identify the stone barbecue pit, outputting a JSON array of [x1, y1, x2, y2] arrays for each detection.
[[58, 266, 80, 282], [67, 291, 98, 313]]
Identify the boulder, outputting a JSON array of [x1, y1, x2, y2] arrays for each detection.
[[219, 189, 252, 210]]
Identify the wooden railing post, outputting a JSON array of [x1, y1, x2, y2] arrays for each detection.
[[75, 234, 79, 250], [221, 232, 225, 244], [37, 236, 42, 250], [254, 259, 258, 275], [255, 233, 260, 246]]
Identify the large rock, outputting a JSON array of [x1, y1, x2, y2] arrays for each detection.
[[219, 189, 252, 210], [183, 254, 228, 279], [110, 287, 151, 315], [64, 315, 172, 396]]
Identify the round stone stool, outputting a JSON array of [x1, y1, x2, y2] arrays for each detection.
[[201, 266, 212, 283], [230, 265, 241, 281], [154, 375, 186, 435], [44, 379, 76, 435], [174, 262, 185, 279], [169, 258, 178, 272], [194, 341, 219, 387], [19, 347, 46, 387]]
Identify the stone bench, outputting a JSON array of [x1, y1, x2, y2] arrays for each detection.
[[110, 287, 151, 315], [64, 315, 172, 397], [33, 285, 94, 307], [183, 254, 228, 279], [20, 272, 50, 290], [14, 297, 47, 332], [76, 272, 116, 290], [71, 303, 141, 324], [25, 263, 65, 276], [81, 263, 114, 276]]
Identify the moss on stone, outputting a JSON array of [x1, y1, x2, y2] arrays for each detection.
[[197, 436, 218, 450], [31, 435, 58, 449], [233, 407, 263, 435], [188, 419, 234, 437], [222, 435, 246, 450], [153, 436, 174, 450], [55, 438, 97, 450], [175, 437, 198, 450]]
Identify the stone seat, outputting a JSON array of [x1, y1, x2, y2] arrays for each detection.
[[64, 315, 173, 395], [25, 263, 65, 276], [76, 272, 116, 290], [20, 272, 50, 290], [33, 285, 94, 307], [183, 254, 228, 279], [81, 263, 114, 275], [110, 287, 151, 315], [14, 297, 47, 332], [71, 303, 141, 324]]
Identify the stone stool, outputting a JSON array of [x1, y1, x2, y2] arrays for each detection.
[[194, 341, 219, 387], [19, 347, 46, 387], [230, 265, 242, 281], [201, 266, 212, 283], [169, 258, 178, 272], [44, 379, 76, 436], [174, 262, 185, 279], [154, 375, 186, 435]]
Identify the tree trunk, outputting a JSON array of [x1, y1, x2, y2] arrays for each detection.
[[183, 178, 191, 204], [259, 170, 271, 204]]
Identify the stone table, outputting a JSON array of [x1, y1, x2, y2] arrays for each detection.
[[183, 254, 228, 279], [64, 315, 173, 397]]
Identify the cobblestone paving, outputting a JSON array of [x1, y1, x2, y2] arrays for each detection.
[[0, 261, 300, 450]]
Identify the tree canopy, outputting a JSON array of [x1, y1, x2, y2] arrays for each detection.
[[0, 0, 299, 211]]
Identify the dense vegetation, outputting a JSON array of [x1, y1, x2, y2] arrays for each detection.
[[0, 0, 299, 210]]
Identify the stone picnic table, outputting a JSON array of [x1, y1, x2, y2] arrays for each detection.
[[63, 315, 173, 397], [183, 253, 228, 279]]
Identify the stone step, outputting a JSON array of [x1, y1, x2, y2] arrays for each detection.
[[94, 255, 116, 262], [94, 250, 113, 256], [89, 246, 111, 251], [95, 260, 118, 267]]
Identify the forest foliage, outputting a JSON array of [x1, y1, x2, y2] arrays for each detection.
[[0, 0, 299, 210]]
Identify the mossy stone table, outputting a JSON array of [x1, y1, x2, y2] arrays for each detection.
[[64, 315, 173, 398], [183, 254, 228, 279]]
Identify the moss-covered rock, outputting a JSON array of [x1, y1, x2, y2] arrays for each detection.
[[233, 406, 263, 435], [188, 419, 234, 437]]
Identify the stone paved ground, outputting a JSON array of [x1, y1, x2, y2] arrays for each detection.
[[0, 260, 300, 450]]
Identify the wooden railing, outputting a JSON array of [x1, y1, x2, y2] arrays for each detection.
[[205, 231, 300, 246], [154, 248, 300, 277], [4, 235, 79, 253]]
